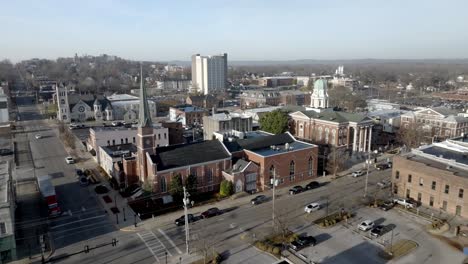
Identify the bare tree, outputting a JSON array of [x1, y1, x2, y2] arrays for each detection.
[[326, 147, 348, 177], [396, 122, 429, 149]]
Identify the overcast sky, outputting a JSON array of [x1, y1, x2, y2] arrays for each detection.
[[1, 0, 468, 62]]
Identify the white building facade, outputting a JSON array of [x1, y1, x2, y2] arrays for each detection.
[[191, 53, 228, 95]]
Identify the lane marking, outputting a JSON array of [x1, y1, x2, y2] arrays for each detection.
[[50, 214, 106, 229], [158, 228, 182, 254], [137, 233, 159, 261]]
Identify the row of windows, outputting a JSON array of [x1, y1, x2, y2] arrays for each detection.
[[396, 171, 464, 198], [106, 133, 167, 146], [159, 169, 214, 193], [269, 157, 314, 183], [404, 189, 463, 216]]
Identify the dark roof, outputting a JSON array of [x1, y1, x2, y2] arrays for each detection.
[[151, 140, 231, 171], [68, 94, 111, 110], [101, 143, 137, 157], [224, 133, 295, 153]]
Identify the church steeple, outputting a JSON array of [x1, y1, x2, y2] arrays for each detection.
[[138, 64, 152, 128]]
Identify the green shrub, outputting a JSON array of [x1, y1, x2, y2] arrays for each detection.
[[219, 180, 234, 197], [331, 219, 336, 225], [268, 245, 275, 253]]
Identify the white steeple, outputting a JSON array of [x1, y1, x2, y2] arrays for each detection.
[[310, 79, 329, 109]]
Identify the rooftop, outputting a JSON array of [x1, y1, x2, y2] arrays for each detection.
[[209, 112, 250, 121], [150, 140, 231, 171], [403, 153, 468, 178], [171, 104, 207, 113], [295, 110, 369, 123], [106, 94, 139, 101], [101, 143, 137, 158]]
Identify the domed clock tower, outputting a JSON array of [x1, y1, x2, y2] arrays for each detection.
[[136, 65, 155, 182]]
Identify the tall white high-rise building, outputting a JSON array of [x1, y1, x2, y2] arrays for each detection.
[[191, 53, 228, 95]]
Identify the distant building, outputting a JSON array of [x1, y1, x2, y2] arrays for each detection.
[[191, 53, 228, 95], [161, 121, 185, 145], [239, 89, 281, 108], [186, 95, 219, 109], [367, 109, 403, 133], [203, 112, 253, 140], [169, 104, 209, 127], [400, 107, 468, 139], [106, 94, 157, 122], [279, 90, 310, 106], [392, 137, 468, 219], [0, 86, 10, 135], [0, 161, 16, 262], [296, 76, 311, 87], [367, 99, 400, 112], [156, 80, 191, 91], [258, 77, 295, 87], [308, 79, 330, 111]]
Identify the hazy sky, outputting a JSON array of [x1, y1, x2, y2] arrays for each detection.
[[1, 0, 468, 62]]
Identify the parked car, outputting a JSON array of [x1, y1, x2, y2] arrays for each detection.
[[370, 225, 385, 237], [305, 181, 320, 190], [65, 156, 75, 164], [289, 186, 304, 195], [290, 235, 316, 251], [79, 177, 89, 186], [376, 163, 391, 170], [201, 208, 222, 218], [175, 214, 195, 226], [392, 198, 416, 208], [358, 220, 375, 231], [377, 180, 391, 189], [0, 149, 13, 156], [304, 202, 321, 213], [352, 170, 365, 177], [111, 121, 123, 127], [69, 123, 79, 129], [251, 195, 267, 205], [76, 169, 84, 177], [35, 134, 42, 139], [379, 201, 395, 211]]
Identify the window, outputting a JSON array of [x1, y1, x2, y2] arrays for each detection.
[[125, 138, 128, 144], [431, 181, 436, 190], [442, 201, 447, 211], [289, 161, 295, 181], [417, 193, 422, 202], [206, 168, 213, 183], [112, 139, 115, 145], [459, 189, 464, 199], [419, 178, 424, 187], [308, 157, 313, 177], [121, 138, 124, 144], [133, 137, 136, 143], [456, 205, 462, 216], [0, 222, 5, 235], [407, 174, 412, 183], [406, 189, 410, 198], [395, 170, 400, 179], [429, 196, 434, 207], [158, 134, 161, 140], [444, 184, 450, 194], [160, 177, 167, 193], [164, 133, 167, 139], [107, 140, 110, 146]]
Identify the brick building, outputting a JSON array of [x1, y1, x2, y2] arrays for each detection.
[[392, 138, 468, 219], [223, 132, 319, 192], [186, 95, 219, 109], [289, 110, 374, 152], [239, 90, 281, 108], [400, 107, 468, 140], [169, 104, 209, 127]]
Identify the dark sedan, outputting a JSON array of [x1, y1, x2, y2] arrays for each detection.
[[201, 207, 222, 219], [305, 181, 320, 190], [289, 186, 304, 195], [379, 201, 395, 211], [370, 225, 385, 237], [175, 214, 195, 226], [251, 195, 267, 205], [290, 235, 316, 251]]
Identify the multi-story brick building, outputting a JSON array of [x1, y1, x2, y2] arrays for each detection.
[[289, 110, 374, 152], [186, 95, 219, 109], [169, 104, 209, 127], [239, 89, 281, 108], [400, 107, 468, 139], [392, 137, 468, 219]]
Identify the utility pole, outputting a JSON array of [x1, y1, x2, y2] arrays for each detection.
[[364, 150, 371, 197], [183, 187, 190, 254], [271, 173, 279, 227]]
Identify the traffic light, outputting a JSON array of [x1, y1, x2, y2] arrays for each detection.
[[84, 245, 90, 253], [112, 238, 118, 247]]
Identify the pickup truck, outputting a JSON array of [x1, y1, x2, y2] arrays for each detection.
[[392, 198, 417, 208]]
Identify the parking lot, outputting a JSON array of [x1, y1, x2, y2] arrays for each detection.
[[291, 204, 466, 264]]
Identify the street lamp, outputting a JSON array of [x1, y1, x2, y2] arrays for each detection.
[[364, 151, 371, 197], [183, 187, 191, 254], [270, 175, 279, 227]]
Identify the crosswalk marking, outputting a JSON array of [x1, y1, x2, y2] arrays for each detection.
[[137, 231, 172, 262], [158, 228, 183, 254]]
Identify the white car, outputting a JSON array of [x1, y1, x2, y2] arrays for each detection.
[[35, 134, 42, 139], [392, 198, 415, 208], [377, 180, 391, 189], [358, 220, 374, 231], [352, 170, 365, 177], [304, 203, 321, 213], [65, 156, 75, 164]]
